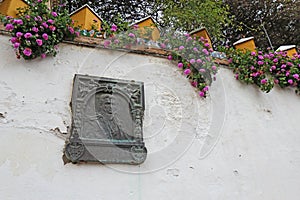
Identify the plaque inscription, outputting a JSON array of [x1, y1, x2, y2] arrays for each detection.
[[64, 74, 147, 164]]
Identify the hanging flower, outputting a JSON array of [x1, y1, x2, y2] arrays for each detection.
[[5, 24, 14, 31], [42, 33, 49, 40], [128, 33, 135, 38], [178, 63, 183, 68], [23, 48, 32, 56], [51, 12, 58, 17], [36, 39, 43, 46], [24, 32, 32, 39], [184, 69, 191, 75], [16, 32, 23, 37], [13, 42, 20, 48], [110, 24, 118, 32]]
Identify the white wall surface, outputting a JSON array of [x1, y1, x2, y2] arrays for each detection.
[[1, 35, 300, 200]]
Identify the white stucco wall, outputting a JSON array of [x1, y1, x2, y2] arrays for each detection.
[[1, 35, 300, 200]]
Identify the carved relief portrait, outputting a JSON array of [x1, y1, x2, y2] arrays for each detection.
[[64, 74, 147, 164]]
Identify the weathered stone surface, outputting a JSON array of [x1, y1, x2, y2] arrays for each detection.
[[64, 74, 147, 164]]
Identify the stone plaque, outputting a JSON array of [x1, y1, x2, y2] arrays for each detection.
[[64, 74, 147, 164]]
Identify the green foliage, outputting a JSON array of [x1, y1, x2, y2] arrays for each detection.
[[223, 0, 300, 49], [157, 0, 231, 40], [101, 14, 130, 37]]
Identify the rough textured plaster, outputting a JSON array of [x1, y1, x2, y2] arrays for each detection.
[[1, 35, 300, 200]]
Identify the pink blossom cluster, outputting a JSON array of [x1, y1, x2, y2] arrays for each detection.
[[4, 0, 78, 60], [225, 45, 300, 93]]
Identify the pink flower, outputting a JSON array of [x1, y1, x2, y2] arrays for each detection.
[[257, 61, 264, 65], [250, 66, 255, 70], [68, 26, 74, 34], [190, 59, 195, 64], [273, 58, 278, 63], [36, 39, 43, 46], [288, 79, 293, 85], [197, 59, 202, 63], [199, 68, 206, 73], [252, 72, 259, 77], [10, 37, 17, 43], [184, 69, 191, 75], [286, 72, 290, 76], [186, 37, 192, 41], [212, 65, 217, 71], [258, 55, 264, 60], [42, 33, 48, 40], [204, 43, 210, 47], [251, 51, 256, 56], [202, 48, 209, 55], [13, 42, 20, 48], [178, 63, 183, 68], [271, 65, 276, 71], [103, 40, 111, 48], [51, 12, 58, 17], [41, 53, 46, 58], [32, 27, 39, 32], [49, 25, 56, 31], [203, 86, 209, 92], [24, 32, 32, 38], [75, 31, 80, 37], [13, 19, 23, 25], [114, 39, 119, 44], [47, 19, 55, 24], [5, 24, 14, 31], [293, 74, 299, 79], [191, 81, 198, 87], [110, 24, 118, 32], [16, 32, 23, 37], [199, 91, 205, 97], [234, 73, 239, 80], [167, 55, 172, 60], [133, 24, 139, 29], [160, 43, 166, 49], [260, 79, 267, 84], [179, 46, 184, 50], [42, 22, 48, 28], [281, 64, 286, 69], [274, 79, 279, 84], [193, 47, 198, 52], [23, 48, 32, 56], [128, 33, 135, 38]]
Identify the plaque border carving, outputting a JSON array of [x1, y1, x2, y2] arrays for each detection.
[[64, 74, 147, 164]]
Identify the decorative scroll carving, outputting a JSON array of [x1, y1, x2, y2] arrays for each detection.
[[64, 74, 147, 164]]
